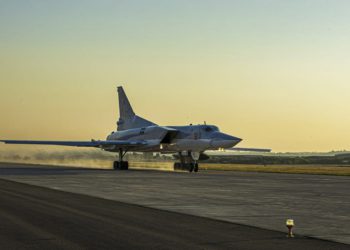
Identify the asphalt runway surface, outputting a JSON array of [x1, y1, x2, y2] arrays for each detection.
[[0, 178, 349, 250], [0, 162, 349, 249]]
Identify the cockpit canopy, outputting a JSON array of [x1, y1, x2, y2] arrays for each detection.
[[202, 125, 219, 132]]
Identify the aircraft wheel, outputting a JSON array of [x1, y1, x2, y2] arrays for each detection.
[[121, 161, 129, 170], [113, 161, 129, 170], [189, 163, 194, 172], [194, 163, 199, 172], [113, 161, 119, 170]]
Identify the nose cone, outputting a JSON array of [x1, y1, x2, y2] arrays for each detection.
[[210, 132, 242, 149]]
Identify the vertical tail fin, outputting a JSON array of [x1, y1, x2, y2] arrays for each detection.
[[117, 86, 157, 131], [118, 86, 135, 119]]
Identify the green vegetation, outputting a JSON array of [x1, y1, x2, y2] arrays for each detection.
[[206, 153, 350, 165]]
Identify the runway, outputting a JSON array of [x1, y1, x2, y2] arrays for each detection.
[[0, 162, 349, 248], [0, 178, 348, 250]]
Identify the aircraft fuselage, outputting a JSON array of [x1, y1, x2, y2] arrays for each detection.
[[105, 124, 241, 153]]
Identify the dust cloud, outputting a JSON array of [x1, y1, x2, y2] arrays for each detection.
[[0, 147, 174, 170]]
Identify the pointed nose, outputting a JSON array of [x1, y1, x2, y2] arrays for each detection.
[[210, 132, 242, 149]]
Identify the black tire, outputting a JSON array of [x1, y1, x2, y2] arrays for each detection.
[[113, 161, 119, 170], [113, 161, 129, 170], [194, 163, 199, 172], [189, 163, 194, 172], [173, 162, 180, 171], [120, 161, 129, 170]]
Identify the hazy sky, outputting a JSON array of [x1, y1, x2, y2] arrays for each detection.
[[1, 0, 350, 152]]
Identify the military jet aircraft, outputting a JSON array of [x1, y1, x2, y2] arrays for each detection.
[[1, 86, 270, 172]]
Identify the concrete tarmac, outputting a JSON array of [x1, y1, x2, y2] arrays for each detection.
[[0, 162, 349, 246], [0, 178, 348, 250]]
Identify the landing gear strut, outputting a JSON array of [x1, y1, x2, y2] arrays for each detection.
[[113, 148, 129, 170]]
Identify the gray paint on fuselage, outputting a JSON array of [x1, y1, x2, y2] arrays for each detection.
[[109, 125, 239, 141], [105, 124, 241, 153]]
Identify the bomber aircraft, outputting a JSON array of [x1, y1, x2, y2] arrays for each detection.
[[1, 86, 270, 172]]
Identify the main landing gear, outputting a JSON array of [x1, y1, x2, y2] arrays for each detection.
[[174, 162, 199, 172], [113, 148, 129, 170], [173, 151, 200, 173]]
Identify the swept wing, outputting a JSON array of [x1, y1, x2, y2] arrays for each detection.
[[0, 140, 146, 148]]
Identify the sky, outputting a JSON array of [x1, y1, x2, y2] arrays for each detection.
[[1, 0, 350, 152]]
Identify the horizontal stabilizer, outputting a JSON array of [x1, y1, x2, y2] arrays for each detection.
[[0, 140, 147, 148], [227, 147, 271, 152]]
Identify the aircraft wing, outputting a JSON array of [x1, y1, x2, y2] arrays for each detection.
[[0, 140, 147, 148], [227, 147, 271, 152]]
